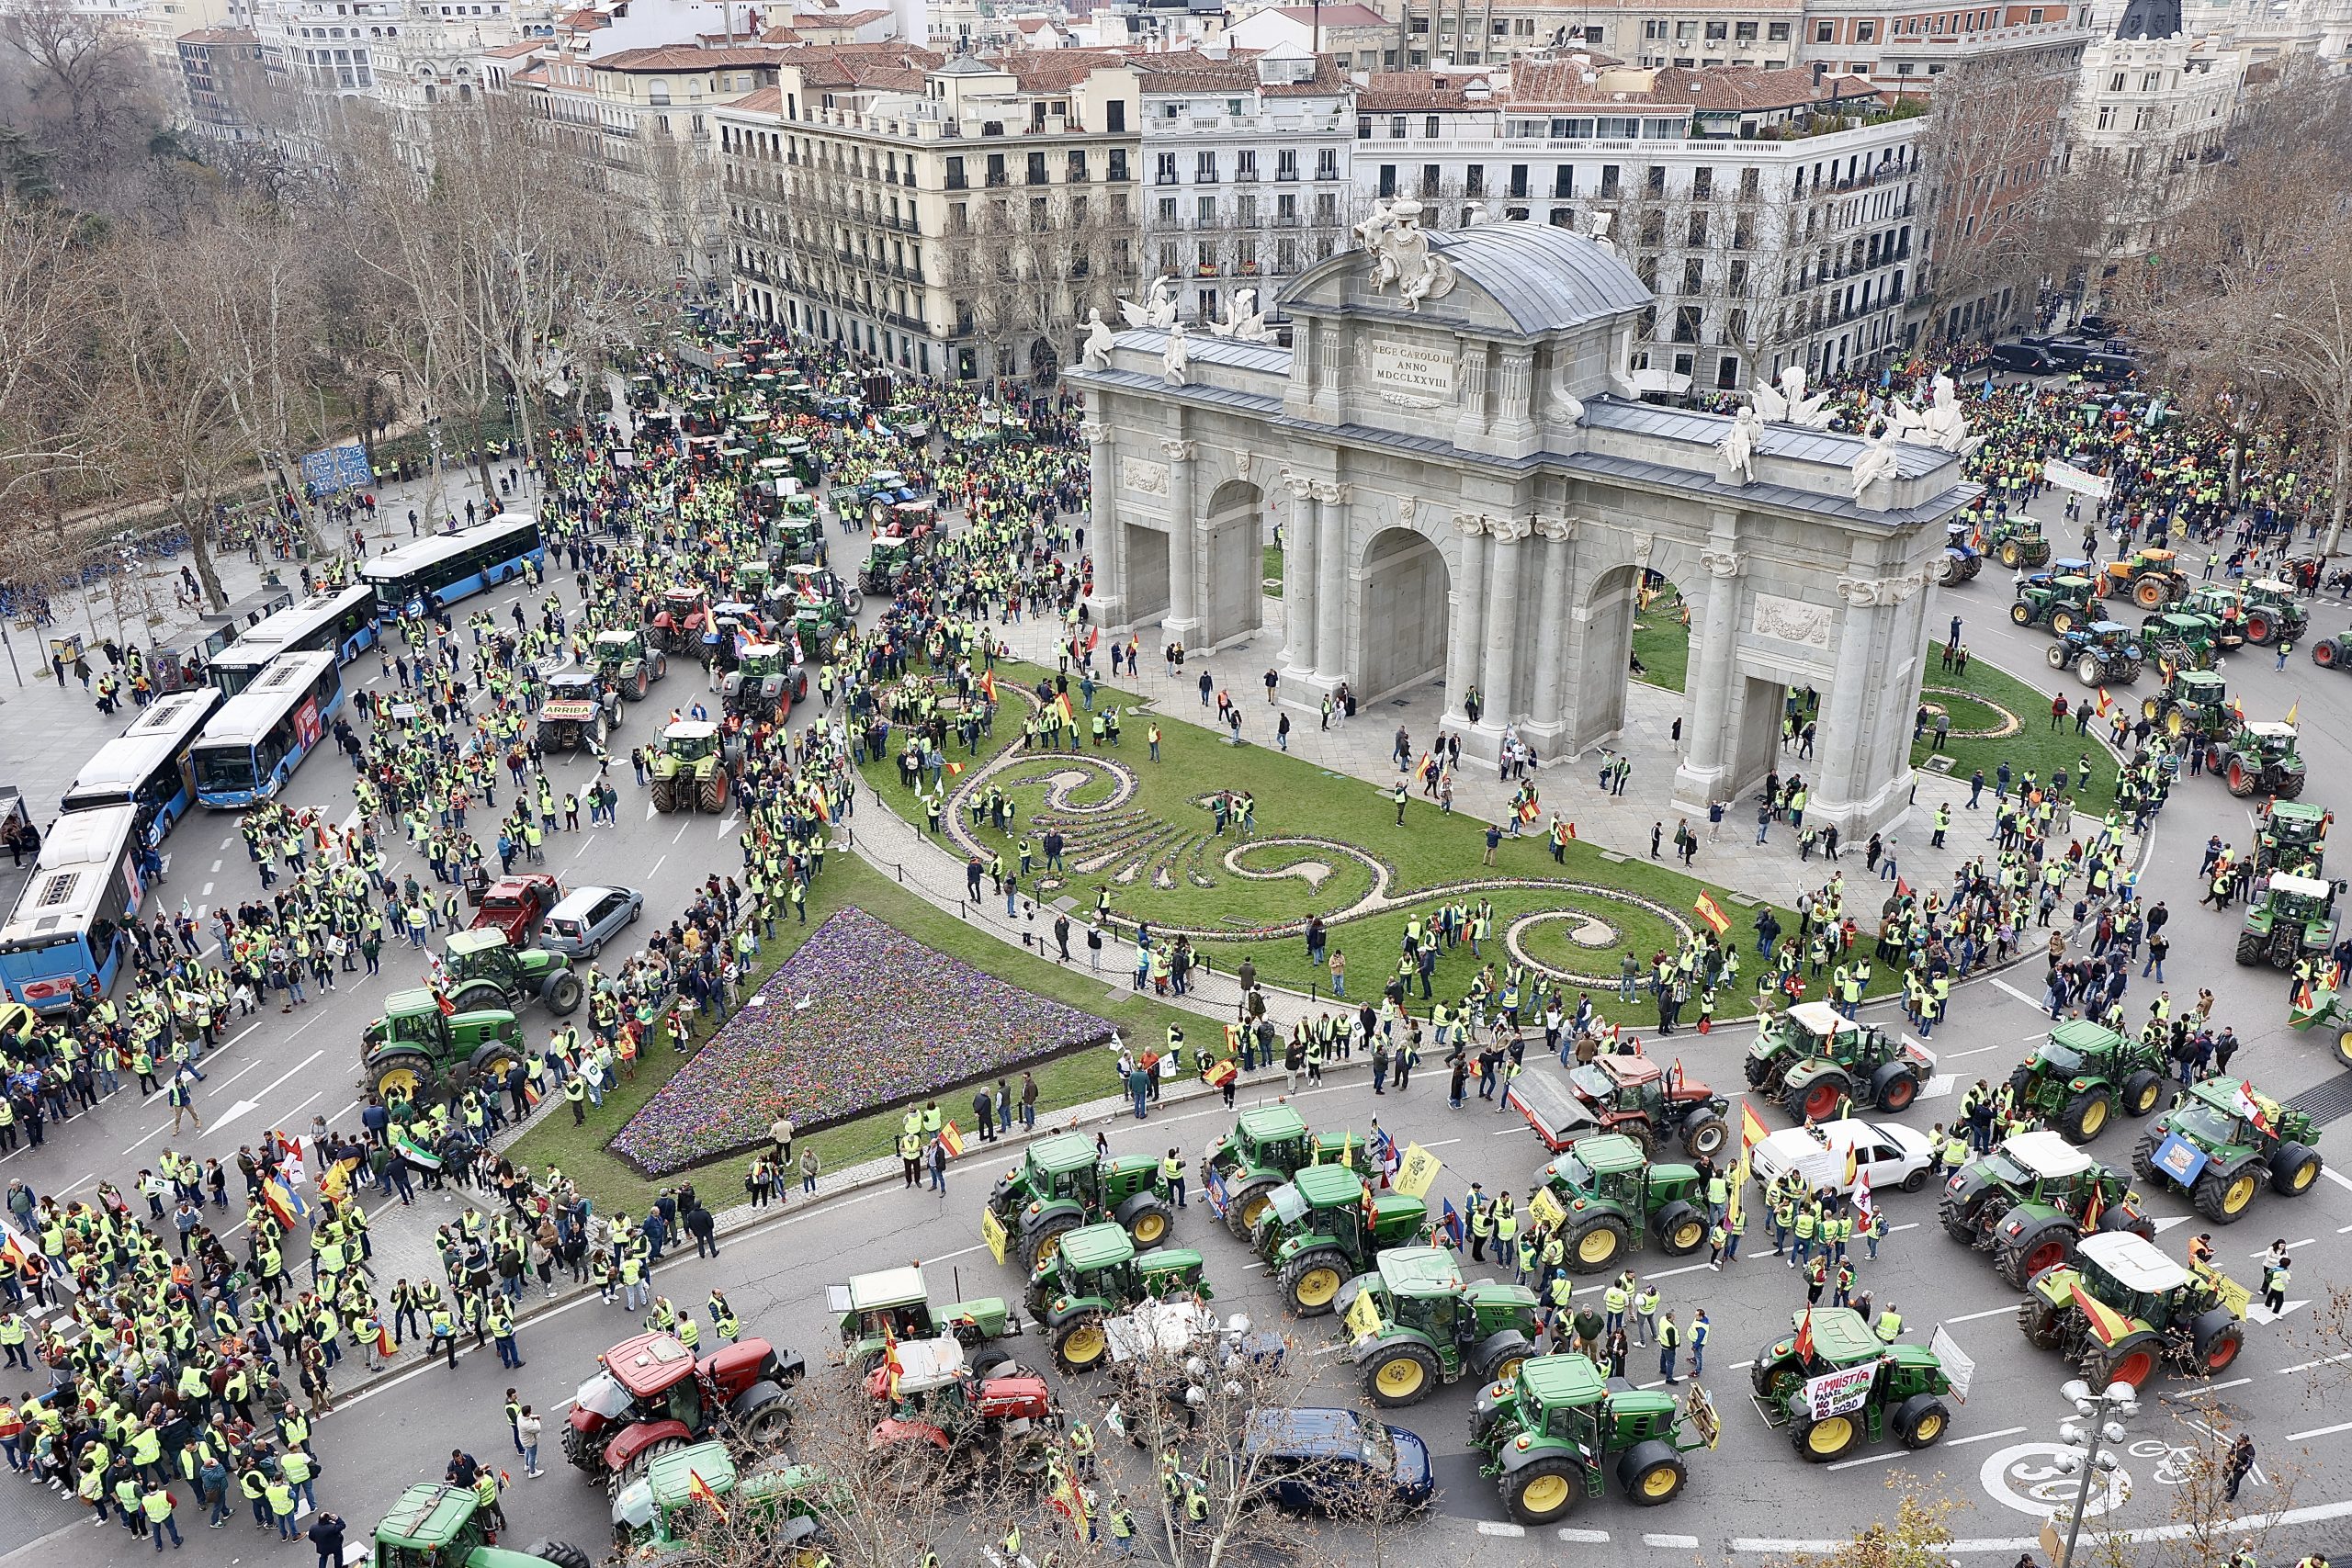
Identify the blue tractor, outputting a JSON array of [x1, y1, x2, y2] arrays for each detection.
[[2044, 620, 2146, 687], [1937, 524, 1984, 587]]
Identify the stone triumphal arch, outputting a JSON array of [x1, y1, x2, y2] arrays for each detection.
[[1069, 213, 1978, 836]]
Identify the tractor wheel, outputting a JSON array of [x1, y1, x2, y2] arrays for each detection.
[[2226, 759, 2256, 796], [2018, 1298, 2065, 1350], [2046, 643, 2070, 671], [467, 1042, 524, 1092], [2141, 694, 2163, 722], [613, 1437, 686, 1497], [1868, 1062, 1919, 1113], [1998, 1222, 2082, 1289], [699, 776, 726, 814], [1893, 1393, 1951, 1450], [1616, 1440, 1687, 1506], [1121, 1194, 1173, 1248], [447, 981, 507, 1017], [2271, 1143, 2323, 1197], [650, 776, 678, 813], [1786, 1076, 1848, 1124], [2057, 1088, 2112, 1145], [1052, 1314, 1111, 1375], [735, 1385, 793, 1445], [653, 653, 669, 679], [527, 1540, 594, 1568], [1477, 1331, 1535, 1383], [2276, 772, 2307, 800], [1363, 1342, 1441, 1407], [2134, 578, 2169, 609], [2051, 609, 2079, 637], [2131, 1133, 2164, 1185], [2164, 706, 2186, 739], [1653, 1201, 1708, 1257], [2084, 1336, 2161, 1393], [2234, 930, 2267, 965], [1998, 541, 2022, 568], [1793, 1413, 1862, 1462], [2193, 1308, 2245, 1372], [1741, 1053, 1771, 1089], [2317, 640, 2340, 668], [1680, 1111, 1730, 1162], [2120, 1070, 2165, 1117], [1938, 1190, 1980, 1244], [544, 971, 584, 1016], [2245, 613, 2274, 645], [1223, 1178, 1282, 1241], [2010, 602, 2036, 626], [2077, 654, 2104, 685], [1565, 1215, 1629, 1273], [369, 1050, 435, 1110], [1020, 1215, 1081, 1272], [1501, 1455, 1584, 1524], [1279, 1249, 1350, 1316], [2192, 1163, 2260, 1223], [2337, 1028, 2352, 1071], [630, 671, 649, 702]]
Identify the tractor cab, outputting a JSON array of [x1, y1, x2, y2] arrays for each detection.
[[370, 1483, 495, 1568], [1543, 1132, 1656, 1212], [2257, 801, 2331, 877], [829, 1265, 1017, 1364], [587, 1333, 711, 1437], [1977, 1129, 2103, 1210], [662, 721, 721, 766], [1256, 1163, 1426, 1260], [1361, 1248, 1471, 1343], [2072, 1232, 2212, 1333]]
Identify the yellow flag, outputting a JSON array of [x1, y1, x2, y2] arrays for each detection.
[[980, 1207, 1011, 1266], [1739, 1102, 1771, 1152], [1725, 1155, 1748, 1228], [1344, 1285, 1385, 1341], [1392, 1143, 1443, 1200], [2211, 1271, 2253, 1320], [1527, 1187, 1568, 1232]]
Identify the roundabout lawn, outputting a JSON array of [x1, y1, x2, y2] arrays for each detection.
[[1911, 642, 2121, 816]]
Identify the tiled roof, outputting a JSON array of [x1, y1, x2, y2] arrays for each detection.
[[482, 38, 545, 57], [989, 48, 1136, 90], [594, 44, 791, 71], [177, 26, 252, 44], [725, 85, 786, 111], [1359, 69, 1495, 110], [1508, 61, 1883, 110]]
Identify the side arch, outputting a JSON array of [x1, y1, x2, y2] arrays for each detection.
[[1199, 478, 1265, 649]]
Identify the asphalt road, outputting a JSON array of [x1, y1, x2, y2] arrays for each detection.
[[5, 461, 2352, 1566]]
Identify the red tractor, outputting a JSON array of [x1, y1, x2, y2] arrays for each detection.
[[646, 589, 710, 656], [561, 1332, 801, 1494], [469, 874, 562, 942], [865, 1335, 1058, 1487]]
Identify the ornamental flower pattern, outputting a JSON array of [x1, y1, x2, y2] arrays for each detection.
[[610, 907, 1117, 1175]]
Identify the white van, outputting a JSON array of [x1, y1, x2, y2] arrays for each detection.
[[1750, 1118, 1935, 1197]]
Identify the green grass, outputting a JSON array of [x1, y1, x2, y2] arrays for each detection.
[[507, 853, 1196, 1216], [1263, 544, 1284, 599], [1631, 592, 1691, 694], [1913, 642, 2120, 815], [860, 661, 1864, 1023]]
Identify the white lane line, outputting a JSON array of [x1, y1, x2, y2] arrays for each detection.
[[2284, 1419, 2352, 1441], [2277, 1354, 2352, 1375], [280, 1090, 323, 1122], [2322, 1168, 2352, 1195], [1421, 1138, 1463, 1149], [1557, 1528, 1611, 1543], [1644, 1534, 1700, 1549], [2196, 1377, 2255, 1393], [1992, 977, 2041, 1007], [1940, 1044, 2007, 1060], [1825, 1426, 2028, 1471], [1889, 1223, 1921, 1234], [1942, 1305, 2017, 1324], [1476, 1522, 1525, 1538]]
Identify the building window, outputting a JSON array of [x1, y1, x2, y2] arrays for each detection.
[[1769, 21, 1791, 39], [1736, 20, 1757, 39], [1691, 165, 1712, 197], [1316, 148, 1337, 180], [1419, 164, 1441, 197], [1645, 164, 1666, 196], [1196, 151, 1217, 181], [1108, 150, 1129, 181], [1553, 164, 1574, 197], [1814, 20, 1834, 41], [1107, 101, 1125, 131], [1197, 195, 1216, 223], [1237, 149, 1258, 181], [1390, 115, 1407, 139], [1424, 114, 1440, 138], [1705, 19, 1726, 38], [1377, 164, 1396, 197], [1027, 151, 1046, 185], [1155, 152, 1178, 184], [1069, 150, 1087, 180], [1315, 191, 1337, 224], [1276, 148, 1298, 179]]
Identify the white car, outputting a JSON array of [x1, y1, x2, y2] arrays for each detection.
[[1751, 1118, 1936, 1197]]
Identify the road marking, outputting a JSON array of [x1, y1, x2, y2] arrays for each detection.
[[1476, 1522, 1524, 1538], [2323, 1167, 2352, 1195], [210, 860, 222, 873], [1421, 1138, 1462, 1148], [1889, 1222, 1921, 1234], [1557, 1528, 1611, 1543], [1992, 977, 2042, 1008], [210, 1048, 325, 1130], [2284, 1419, 2352, 1442], [1940, 1044, 2007, 1060], [2277, 1354, 2352, 1375], [1941, 1305, 2016, 1324], [1644, 1534, 1700, 1549], [922, 1242, 991, 1267], [2188, 1377, 2254, 1393], [2252, 1240, 2317, 1256], [648, 855, 666, 878], [1824, 1425, 2027, 1471]]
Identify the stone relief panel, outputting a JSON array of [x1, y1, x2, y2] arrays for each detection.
[[1120, 456, 1170, 499], [1750, 592, 1834, 650]]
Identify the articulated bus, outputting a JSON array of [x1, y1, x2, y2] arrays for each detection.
[[60, 686, 224, 847], [188, 651, 345, 808], [0, 804, 145, 1012], [361, 512, 544, 619], [205, 583, 381, 696]]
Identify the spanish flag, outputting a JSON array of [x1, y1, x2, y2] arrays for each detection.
[[946, 761, 966, 776], [261, 1174, 307, 1230], [1693, 894, 1730, 936], [1793, 1308, 1815, 1362], [1739, 1101, 1770, 1152], [685, 1469, 728, 1522], [2070, 1278, 2134, 1345], [940, 1121, 965, 1158], [376, 1324, 397, 1359], [980, 670, 998, 704]]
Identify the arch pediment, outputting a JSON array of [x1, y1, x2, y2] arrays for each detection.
[[1278, 215, 1652, 343]]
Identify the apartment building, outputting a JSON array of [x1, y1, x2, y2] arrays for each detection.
[[175, 26, 272, 137], [718, 47, 1144, 381], [1135, 46, 1358, 326], [1355, 60, 1923, 386]]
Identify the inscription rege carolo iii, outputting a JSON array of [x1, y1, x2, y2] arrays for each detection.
[[1120, 457, 1170, 498], [1368, 339, 1455, 407], [1751, 593, 1833, 649]]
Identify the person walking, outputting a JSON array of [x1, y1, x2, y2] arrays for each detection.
[[306, 1512, 346, 1568], [2224, 1434, 2256, 1502]]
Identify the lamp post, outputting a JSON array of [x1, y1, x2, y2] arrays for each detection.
[[2050, 1377, 2141, 1568]]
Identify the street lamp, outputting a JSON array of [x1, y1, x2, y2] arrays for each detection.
[[2049, 1378, 2140, 1568]]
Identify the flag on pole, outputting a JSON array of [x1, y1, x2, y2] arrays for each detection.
[[945, 761, 965, 776], [1793, 1308, 1815, 1362], [1852, 1168, 1876, 1235], [2080, 1181, 2105, 1233], [685, 1470, 729, 1522], [1693, 894, 1730, 935], [1842, 1145, 1860, 1189], [1438, 1198, 1464, 1249], [2097, 686, 2111, 717], [1894, 876, 1912, 899], [2286, 698, 2301, 727], [1739, 1101, 1771, 1152], [261, 1174, 308, 1231], [1566, 821, 1577, 840], [980, 670, 998, 704], [376, 1324, 397, 1359], [940, 1121, 966, 1158]]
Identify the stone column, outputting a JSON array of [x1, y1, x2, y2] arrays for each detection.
[[1162, 437, 1199, 644], [1312, 482, 1349, 683], [1280, 475, 1318, 678], [1811, 574, 1887, 828], [1478, 515, 1532, 737], [1671, 546, 1747, 807], [1082, 419, 1124, 628], [1525, 515, 1576, 754], [1442, 513, 1489, 732]]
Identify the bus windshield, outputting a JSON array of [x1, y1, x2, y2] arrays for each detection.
[[192, 748, 256, 795]]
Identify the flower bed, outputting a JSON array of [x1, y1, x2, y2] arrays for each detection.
[[609, 907, 1118, 1176]]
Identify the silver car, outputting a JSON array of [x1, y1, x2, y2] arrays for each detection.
[[540, 885, 643, 959]]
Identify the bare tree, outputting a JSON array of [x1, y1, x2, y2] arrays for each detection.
[[0, 0, 165, 201], [2080, 1402, 2299, 1568], [0, 188, 101, 520], [1776, 1472, 1962, 1568], [1912, 52, 2075, 342]]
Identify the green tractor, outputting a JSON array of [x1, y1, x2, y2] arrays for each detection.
[[2233, 871, 2341, 970], [2044, 621, 2144, 686], [1201, 1104, 1365, 1238], [829, 1265, 1020, 1368], [731, 559, 775, 602], [371, 1482, 592, 1568], [772, 515, 822, 571], [1535, 1132, 1711, 1274], [650, 721, 729, 814], [982, 1129, 1176, 1270], [593, 629, 667, 704], [1984, 513, 2052, 570], [2006, 1018, 2169, 1143], [2290, 979, 2352, 1069], [2236, 578, 2309, 647], [2254, 799, 2330, 878], [442, 927, 583, 1017], [359, 988, 525, 1107], [2130, 1076, 2324, 1222], [2138, 611, 2222, 674], [860, 532, 925, 596], [2017, 1231, 2245, 1390], [1021, 1222, 1212, 1373], [1468, 1354, 1718, 1523], [1744, 1000, 1932, 1123], [1249, 1162, 1430, 1316], [1938, 1129, 2154, 1287], [790, 598, 849, 652], [2010, 572, 2099, 635], [2179, 581, 2249, 645], [2206, 720, 2306, 798], [1750, 1307, 1954, 1463], [1334, 1247, 1542, 1408], [2139, 668, 2233, 744], [721, 643, 798, 723], [610, 1442, 841, 1566]]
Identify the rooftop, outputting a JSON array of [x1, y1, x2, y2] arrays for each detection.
[[2078, 1230, 2192, 1293], [1508, 61, 1883, 112]]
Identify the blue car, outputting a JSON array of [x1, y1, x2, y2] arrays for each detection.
[[1241, 1408, 1434, 1515]]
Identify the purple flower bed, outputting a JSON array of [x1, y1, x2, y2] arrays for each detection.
[[610, 907, 1117, 1176]]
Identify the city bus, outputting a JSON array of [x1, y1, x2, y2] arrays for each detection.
[[361, 512, 544, 619], [0, 803, 145, 1012], [204, 583, 380, 695], [60, 686, 225, 848], [187, 651, 345, 808]]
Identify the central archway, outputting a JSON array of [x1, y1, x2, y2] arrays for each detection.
[[1358, 526, 1448, 701], [1200, 479, 1265, 648]]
